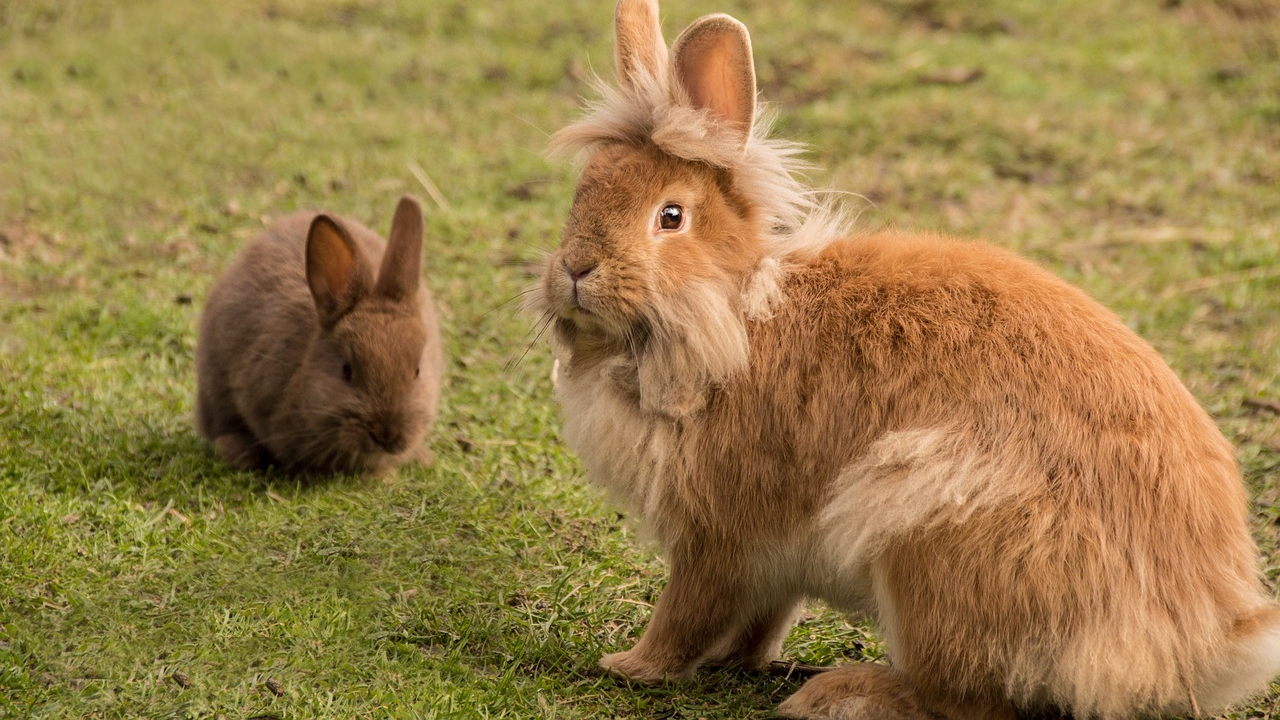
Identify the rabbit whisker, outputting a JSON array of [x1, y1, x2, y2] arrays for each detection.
[[808, 188, 877, 209], [505, 240, 555, 259], [479, 287, 543, 324], [264, 413, 361, 446], [506, 310, 557, 372], [624, 324, 643, 364], [503, 307, 554, 370], [239, 345, 293, 368]]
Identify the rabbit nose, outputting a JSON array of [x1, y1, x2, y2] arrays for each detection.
[[369, 425, 407, 454], [567, 262, 595, 283]]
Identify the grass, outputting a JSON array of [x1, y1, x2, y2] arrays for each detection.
[[1, 0, 1278, 717]]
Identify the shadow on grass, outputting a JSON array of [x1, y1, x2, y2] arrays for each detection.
[[1, 396, 384, 509]]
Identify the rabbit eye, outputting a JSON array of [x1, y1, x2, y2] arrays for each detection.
[[656, 204, 685, 232], [342, 363, 353, 382]]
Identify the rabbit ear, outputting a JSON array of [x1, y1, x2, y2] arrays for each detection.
[[375, 195, 424, 302], [615, 0, 668, 90], [306, 215, 372, 325], [671, 14, 756, 147]]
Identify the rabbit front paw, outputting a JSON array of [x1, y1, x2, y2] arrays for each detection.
[[410, 444, 435, 467], [705, 645, 777, 671], [599, 649, 693, 684], [214, 432, 270, 471]]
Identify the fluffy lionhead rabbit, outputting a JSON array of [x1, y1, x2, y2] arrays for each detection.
[[196, 195, 443, 475], [537, 1, 1280, 717]]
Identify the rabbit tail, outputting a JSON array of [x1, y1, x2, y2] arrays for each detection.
[[1197, 604, 1280, 712]]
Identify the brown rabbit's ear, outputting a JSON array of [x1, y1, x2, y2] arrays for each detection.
[[671, 14, 756, 147], [375, 195, 424, 302], [615, 0, 668, 90], [306, 215, 373, 325]]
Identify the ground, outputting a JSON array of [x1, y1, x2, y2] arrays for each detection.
[[1, 0, 1278, 717]]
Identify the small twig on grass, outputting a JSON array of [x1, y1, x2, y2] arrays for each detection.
[[1244, 398, 1280, 415], [918, 67, 984, 85], [407, 161, 451, 214], [767, 660, 832, 679], [143, 499, 176, 528], [1175, 264, 1280, 294], [1068, 226, 1235, 250]]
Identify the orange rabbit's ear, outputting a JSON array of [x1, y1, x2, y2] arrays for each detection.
[[376, 195, 424, 302], [306, 215, 372, 326], [615, 0, 668, 90], [671, 14, 756, 147]]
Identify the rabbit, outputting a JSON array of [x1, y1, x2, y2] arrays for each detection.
[[196, 195, 443, 476], [535, 1, 1280, 718]]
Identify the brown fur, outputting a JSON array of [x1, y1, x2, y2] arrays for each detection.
[[538, 2, 1280, 718], [195, 196, 443, 475]]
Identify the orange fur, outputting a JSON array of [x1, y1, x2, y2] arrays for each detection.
[[540, 2, 1280, 717], [777, 663, 1018, 720]]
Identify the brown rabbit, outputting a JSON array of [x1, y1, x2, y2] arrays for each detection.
[[196, 195, 443, 475], [537, 1, 1280, 717]]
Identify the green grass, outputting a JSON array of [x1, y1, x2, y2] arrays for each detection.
[[1, 0, 1278, 717]]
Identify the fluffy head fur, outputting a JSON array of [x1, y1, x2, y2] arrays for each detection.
[[195, 196, 444, 475], [542, 1, 1280, 717], [550, 5, 844, 256]]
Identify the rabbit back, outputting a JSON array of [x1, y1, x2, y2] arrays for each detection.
[[196, 213, 318, 452]]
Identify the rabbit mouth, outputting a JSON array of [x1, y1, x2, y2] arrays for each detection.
[[562, 304, 597, 323], [331, 417, 411, 461], [550, 290, 597, 324], [363, 425, 409, 456], [559, 303, 634, 340], [555, 311, 652, 358], [545, 270, 646, 341]]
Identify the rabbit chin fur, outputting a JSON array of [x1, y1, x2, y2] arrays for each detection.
[[543, 1, 1280, 716]]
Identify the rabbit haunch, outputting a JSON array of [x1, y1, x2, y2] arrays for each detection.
[[541, 0, 1280, 717]]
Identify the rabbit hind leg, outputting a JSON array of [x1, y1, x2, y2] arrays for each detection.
[[777, 663, 1016, 720], [704, 598, 802, 671]]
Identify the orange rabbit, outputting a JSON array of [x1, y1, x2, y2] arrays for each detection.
[[537, 1, 1280, 717]]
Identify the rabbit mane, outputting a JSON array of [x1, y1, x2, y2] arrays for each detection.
[[546, 68, 850, 415]]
